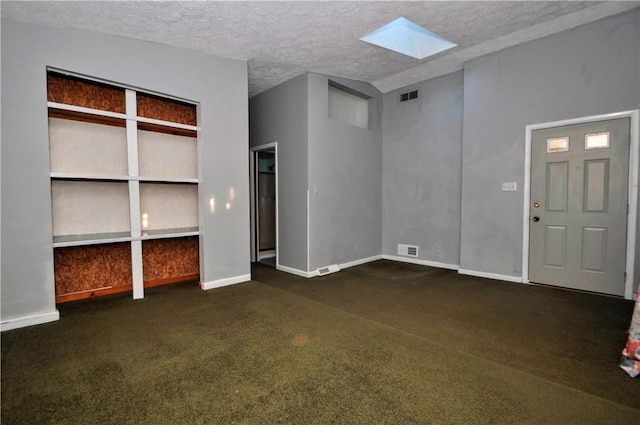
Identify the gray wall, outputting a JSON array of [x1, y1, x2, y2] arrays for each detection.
[[382, 71, 463, 266], [307, 73, 382, 271], [460, 10, 639, 285], [1, 19, 250, 324], [249, 74, 309, 272]]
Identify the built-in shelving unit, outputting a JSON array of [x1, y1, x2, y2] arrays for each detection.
[[48, 71, 200, 302]]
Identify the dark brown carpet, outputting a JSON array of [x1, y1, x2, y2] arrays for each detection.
[[255, 260, 639, 409], [1, 260, 638, 424]]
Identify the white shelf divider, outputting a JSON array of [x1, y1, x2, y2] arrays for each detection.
[[136, 116, 199, 132], [137, 176, 198, 184], [131, 240, 144, 299], [50, 172, 130, 181], [138, 227, 199, 241], [53, 232, 132, 248], [47, 102, 127, 120]]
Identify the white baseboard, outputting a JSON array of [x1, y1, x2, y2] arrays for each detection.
[[458, 268, 523, 283], [201, 274, 251, 290], [1, 310, 60, 332], [339, 255, 383, 270], [276, 264, 315, 278], [383, 255, 460, 271], [258, 250, 276, 260]]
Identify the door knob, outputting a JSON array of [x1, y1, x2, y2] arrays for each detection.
[[532, 216, 540, 222]]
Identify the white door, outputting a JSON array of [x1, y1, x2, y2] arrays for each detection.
[[529, 118, 630, 296]]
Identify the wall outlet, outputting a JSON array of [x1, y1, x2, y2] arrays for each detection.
[[502, 182, 517, 191]]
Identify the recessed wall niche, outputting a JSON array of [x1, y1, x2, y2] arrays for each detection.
[[328, 80, 370, 129], [47, 70, 200, 302]]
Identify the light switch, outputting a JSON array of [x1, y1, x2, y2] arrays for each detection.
[[502, 182, 517, 191]]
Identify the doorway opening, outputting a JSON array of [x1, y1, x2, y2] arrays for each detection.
[[250, 143, 278, 267], [522, 111, 639, 299]]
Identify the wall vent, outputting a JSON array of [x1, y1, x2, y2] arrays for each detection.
[[400, 89, 419, 103], [317, 264, 340, 276], [398, 244, 419, 257]]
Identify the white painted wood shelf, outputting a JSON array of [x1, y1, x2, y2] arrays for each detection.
[[48, 102, 199, 132], [52, 228, 200, 247], [51, 173, 198, 184], [53, 232, 133, 248]]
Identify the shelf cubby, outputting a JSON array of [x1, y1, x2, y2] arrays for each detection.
[[54, 242, 133, 303], [139, 183, 199, 232], [142, 236, 199, 287], [138, 129, 197, 181], [136, 92, 197, 126], [51, 180, 130, 237], [47, 72, 126, 113], [49, 116, 128, 177]]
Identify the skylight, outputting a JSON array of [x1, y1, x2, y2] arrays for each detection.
[[359, 17, 457, 60]]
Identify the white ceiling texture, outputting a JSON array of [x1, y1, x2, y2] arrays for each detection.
[[2, 1, 638, 97]]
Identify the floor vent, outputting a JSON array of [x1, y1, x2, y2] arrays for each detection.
[[398, 244, 419, 257], [317, 264, 340, 276]]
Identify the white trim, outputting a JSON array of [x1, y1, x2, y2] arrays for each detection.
[[136, 116, 199, 132], [249, 143, 278, 266], [137, 230, 199, 241], [137, 176, 198, 184], [131, 240, 144, 299], [201, 274, 251, 290], [307, 189, 310, 273], [458, 268, 523, 283], [276, 264, 315, 278], [47, 105, 199, 133], [1, 310, 60, 332], [339, 255, 384, 269], [47, 101, 127, 120], [249, 150, 257, 263], [626, 112, 639, 300], [383, 255, 460, 270], [50, 174, 198, 184], [50, 172, 130, 181], [258, 250, 276, 260], [523, 110, 639, 300], [53, 236, 132, 248], [129, 180, 141, 237]]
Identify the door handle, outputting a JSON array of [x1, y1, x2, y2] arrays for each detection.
[[532, 216, 540, 222]]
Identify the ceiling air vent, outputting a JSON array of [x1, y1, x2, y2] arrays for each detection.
[[398, 244, 419, 257], [400, 89, 419, 103]]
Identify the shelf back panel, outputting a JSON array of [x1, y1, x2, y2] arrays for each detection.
[[54, 243, 132, 296], [47, 73, 126, 113], [138, 130, 197, 180], [51, 180, 131, 236], [142, 236, 199, 282], [49, 117, 128, 176], [139, 183, 199, 231], [137, 93, 196, 126]]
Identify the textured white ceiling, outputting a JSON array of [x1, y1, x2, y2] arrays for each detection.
[[2, 1, 638, 96]]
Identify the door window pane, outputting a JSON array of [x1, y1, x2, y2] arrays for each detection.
[[585, 132, 610, 150], [547, 137, 569, 153]]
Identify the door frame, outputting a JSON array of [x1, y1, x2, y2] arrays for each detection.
[[522, 110, 639, 299], [250, 142, 279, 265]]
